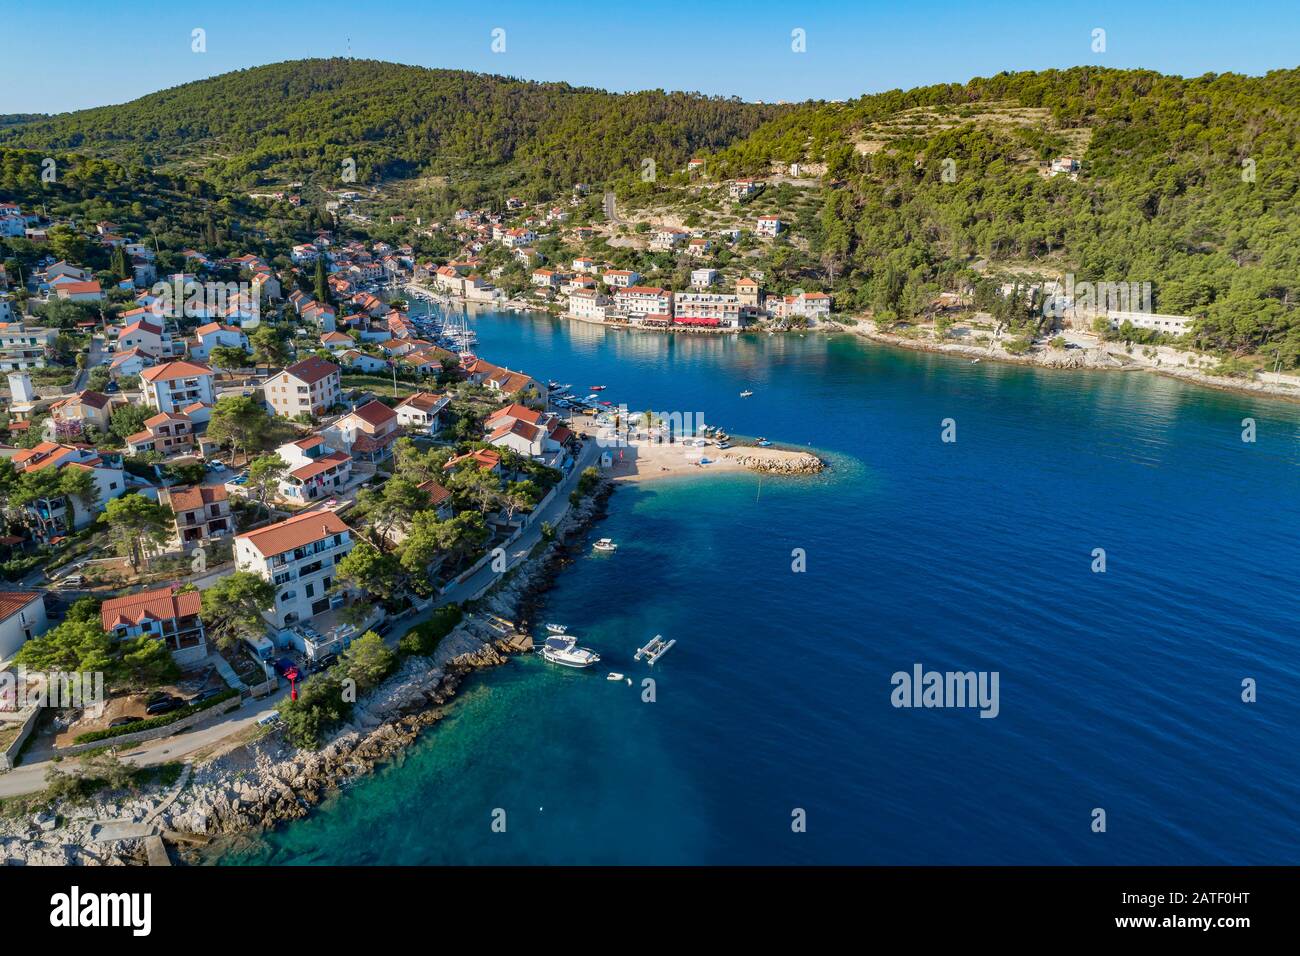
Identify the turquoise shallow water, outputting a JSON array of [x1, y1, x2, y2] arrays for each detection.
[[218, 312, 1300, 864]]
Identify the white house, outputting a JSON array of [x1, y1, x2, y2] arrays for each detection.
[[139, 361, 216, 414], [393, 392, 450, 434], [190, 322, 249, 361], [274, 435, 353, 502], [9, 442, 126, 540], [235, 510, 355, 628], [0, 592, 48, 665], [568, 289, 611, 323], [614, 286, 673, 320], [601, 269, 640, 289], [264, 357, 342, 418], [99, 585, 207, 667]]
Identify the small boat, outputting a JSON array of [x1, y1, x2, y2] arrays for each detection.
[[590, 385, 607, 391], [593, 537, 618, 553], [970, 358, 981, 364], [545, 623, 569, 634], [606, 672, 625, 681], [739, 389, 753, 398], [635, 634, 676, 665], [541, 634, 601, 668], [717, 442, 732, 450], [755, 438, 772, 448]]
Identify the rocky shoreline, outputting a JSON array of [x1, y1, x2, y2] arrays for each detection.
[[0, 480, 615, 866], [848, 323, 1300, 403], [723, 449, 825, 475]]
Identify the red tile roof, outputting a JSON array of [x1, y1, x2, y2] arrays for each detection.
[[486, 403, 542, 426], [140, 360, 213, 382], [237, 508, 351, 558], [0, 591, 42, 624], [289, 450, 351, 481], [418, 480, 451, 507], [165, 484, 227, 513], [350, 399, 397, 428], [100, 585, 201, 630], [283, 356, 340, 385]]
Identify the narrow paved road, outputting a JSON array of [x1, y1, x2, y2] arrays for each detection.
[[435, 436, 599, 607], [0, 688, 287, 798], [603, 191, 621, 225]]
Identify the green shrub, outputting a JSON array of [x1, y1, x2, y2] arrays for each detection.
[[397, 605, 463, 657]]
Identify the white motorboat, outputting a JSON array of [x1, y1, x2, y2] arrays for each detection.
[[606, 672, 624, 681], [545, 623, 569, 634], [593, 538, 618, 553], [541, 634, 601, 668], [740, 389, 753, 397]]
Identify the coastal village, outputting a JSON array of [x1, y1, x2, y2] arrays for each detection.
[[0, 191, 829, 864], [0, 131, 1293, 864]]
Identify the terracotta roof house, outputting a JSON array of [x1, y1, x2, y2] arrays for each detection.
[[99, 584, 207, 666], [235, 510, 355, 628], [160, 484, 232, 549], [0, 591, 49, 664], [264, 357, 342, 418]]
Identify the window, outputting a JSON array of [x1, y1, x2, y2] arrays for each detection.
[[279, 590, 296, 602]]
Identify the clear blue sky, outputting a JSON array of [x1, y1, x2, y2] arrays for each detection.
[[4, 0, 1299, 114]]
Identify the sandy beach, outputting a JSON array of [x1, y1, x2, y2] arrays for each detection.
[[603, 438, 824, 481]]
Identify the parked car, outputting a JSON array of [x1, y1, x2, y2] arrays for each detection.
[[108, 716, 140, 728], [191, 687, 225, 704], [256, 712, 282, 728], [314, 653, 339, 670], [58, 575, 84, 588], [272, 657, 298, 677], [208, 461, 227, 472], [145, 696, 184, 716]]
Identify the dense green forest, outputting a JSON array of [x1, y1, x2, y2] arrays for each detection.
[[704, 67, 1300, 362], [0, 59, 782, 205], [4, 61, 1300, 363]]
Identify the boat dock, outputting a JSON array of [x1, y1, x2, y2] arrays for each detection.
[[634, 634, 676, 665]]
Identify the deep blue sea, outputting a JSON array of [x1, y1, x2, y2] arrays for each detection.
[[219, 310, 1300, 864]]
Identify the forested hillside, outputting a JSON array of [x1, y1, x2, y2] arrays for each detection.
[[704, 67, 1300, 360], [0, 58, 781, 203], [5, 61, 1300, 361]]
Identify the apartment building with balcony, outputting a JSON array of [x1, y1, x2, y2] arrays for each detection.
[[235, 510, 355, 627], [124, 410, 196, 457], [263, 357, 341, 419], [160, 484, 232, 549], [139, 361, 216, 414], [0, 321, 58, 372], [320, 399, 401, 464], [393, 391, 450, 434], [9, 442, 126, 541], [614, 286, 674, 320], [673, 292, 746, 328], [274, 435, 352, 502]]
